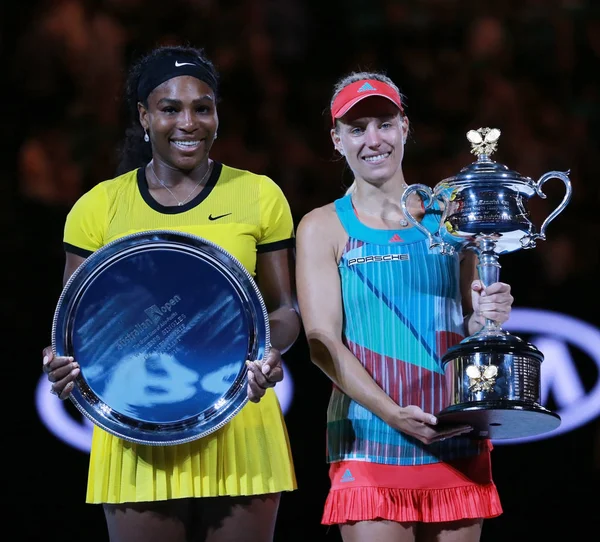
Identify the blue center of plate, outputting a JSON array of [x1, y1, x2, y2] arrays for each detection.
[[71, 248, 250, 423]]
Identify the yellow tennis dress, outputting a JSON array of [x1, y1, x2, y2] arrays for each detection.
[[63, 162, 297, 503]]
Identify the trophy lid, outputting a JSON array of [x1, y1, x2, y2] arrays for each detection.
[[443, 128, 536, 194]]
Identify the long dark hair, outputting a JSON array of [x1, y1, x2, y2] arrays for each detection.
[[115, 45, 219, 175]]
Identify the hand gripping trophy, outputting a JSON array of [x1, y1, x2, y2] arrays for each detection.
[[401, 128, 572, 439]]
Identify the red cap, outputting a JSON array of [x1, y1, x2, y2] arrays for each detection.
[[331, 79, 404, 124]]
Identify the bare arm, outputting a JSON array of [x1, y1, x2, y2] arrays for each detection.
[[296, 208, 402, 424], [42, 251, 87, 399], [245, 247, 301, 402], [256, 247, 301, 353], [63, 252, 86, 286]]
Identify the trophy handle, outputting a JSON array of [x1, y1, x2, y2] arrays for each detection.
[[401, 184, 448, 252], [523, 170, 572, 248]]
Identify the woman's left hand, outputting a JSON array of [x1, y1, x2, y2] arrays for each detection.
[[246, 347, 284, 403], [471, 279, 514, 326]]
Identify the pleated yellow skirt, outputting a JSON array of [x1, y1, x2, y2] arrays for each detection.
[[86, 390, 297, 503]]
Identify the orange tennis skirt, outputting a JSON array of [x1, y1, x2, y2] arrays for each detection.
[[322, 447, 502, 524]]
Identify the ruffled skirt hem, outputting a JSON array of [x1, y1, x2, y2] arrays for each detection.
[[322, 484, 503, 524]]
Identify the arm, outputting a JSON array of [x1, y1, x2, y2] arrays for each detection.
[[42, 252, 87, 399], [245, 247, 301, 402], [295, 208, 401, 424], [256, 247, 301, 354], [63, 252, 86, 286]]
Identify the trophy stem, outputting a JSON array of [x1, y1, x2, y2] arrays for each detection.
[[465, 239, 509, 342]]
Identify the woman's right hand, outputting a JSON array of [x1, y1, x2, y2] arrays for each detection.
[[42, 346, 80, 400], [387, 405, 473, 445]]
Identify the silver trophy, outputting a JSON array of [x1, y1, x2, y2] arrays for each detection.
[[401, 128, 572, 439]]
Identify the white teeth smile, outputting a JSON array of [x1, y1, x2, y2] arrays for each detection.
[[172, 140, 200, 149], [363, 152, 390, 162]]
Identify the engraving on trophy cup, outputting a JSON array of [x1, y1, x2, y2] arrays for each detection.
[[401, 128, 572, 439]]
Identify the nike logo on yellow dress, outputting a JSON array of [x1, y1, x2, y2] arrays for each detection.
[[208, 213, 232, 221]]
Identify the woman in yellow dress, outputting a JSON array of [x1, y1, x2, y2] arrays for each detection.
[[41, 44, 300, 542]]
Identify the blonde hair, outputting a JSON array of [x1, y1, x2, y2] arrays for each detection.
[[332, 71, 406, 196]]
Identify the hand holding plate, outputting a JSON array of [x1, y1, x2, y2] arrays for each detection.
[[246, 347, 284, 403], [42, 345, 80, 400]]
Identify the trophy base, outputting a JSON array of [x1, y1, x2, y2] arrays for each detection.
[[440, 332, 561, 439], [436, 400, 561, 439]]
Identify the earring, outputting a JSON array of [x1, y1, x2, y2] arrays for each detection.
[[144, 129, 149, 143], [214, 132, 218, 140], [337, 147, 345, 156]]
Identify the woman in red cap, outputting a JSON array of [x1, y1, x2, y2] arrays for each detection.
[[296, 71, 514, 541]]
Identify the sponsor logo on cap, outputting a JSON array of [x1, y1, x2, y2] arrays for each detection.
[[357, 82, 376, 92]]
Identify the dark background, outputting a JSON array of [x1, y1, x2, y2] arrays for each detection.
[[4, 1, 600, 541]]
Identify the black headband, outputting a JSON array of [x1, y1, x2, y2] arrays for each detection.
[[137, 56, 218, 103]]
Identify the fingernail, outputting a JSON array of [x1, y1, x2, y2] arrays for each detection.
[[245, 360, 252, 367], [43, 356, 49, 366], [262, 365, 270, 375], [430, 416, 437, 424]]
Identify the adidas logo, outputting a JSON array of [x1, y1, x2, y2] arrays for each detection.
[[357, 82, 376, 93], [340, 468, 355, 483], [389, 233, 403, 243]]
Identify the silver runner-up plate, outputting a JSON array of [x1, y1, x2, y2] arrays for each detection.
[[52, 230, 270, 446]]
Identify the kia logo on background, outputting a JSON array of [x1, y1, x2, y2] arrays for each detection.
[[36, 361, 294, 453], [499, 308, 600, 444], [36, 308, 600, 451]]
